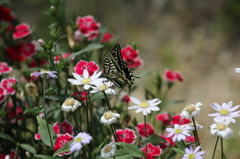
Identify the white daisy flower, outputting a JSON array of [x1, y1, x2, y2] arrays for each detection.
[[166, 124, 191, 141], [180, 102, 202, 119], [208, 101, 240, 123], [101, 142, 117, 158], [61, 97, 81, 112], [210, 118, 233, 139], [67, 69, 103, 90], [90, 80, 116, 94], [182, 146, 205, 159], [234, 68, 240, 74], [100, 111, 120, 125], [128, 97, 161, 116], [186, 121, 204, 131]]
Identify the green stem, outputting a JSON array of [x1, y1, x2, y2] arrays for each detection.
[[212, 136, 219, 159], [110, 125, 118, 142], [14, 143, 19, 159], [144, 115, 148, 157], [221, 137, 223, 159], [42, 77, 54, 152], [191, 117, 200, 147], [72, 111, 80, 133], [103, 91, 111, 110]]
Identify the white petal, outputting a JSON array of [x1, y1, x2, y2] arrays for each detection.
[[130, 97, 141, 105]]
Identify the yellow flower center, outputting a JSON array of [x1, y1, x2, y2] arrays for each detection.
[[174, 128, 182, 134], [188, 154, 195, 158], [64, 97, 75, 106], [82, 78, 91, 84], [104, 111, 113, 120], [99, 85, 108, 91], [217, 124, 227, 131], [219, 109, 229, 116], [140, 101, 149, 108], [75, 137, 82, 142], [103, 145, 112, 153], [185, 104, 196, 113], [40, 69, 50, 73]]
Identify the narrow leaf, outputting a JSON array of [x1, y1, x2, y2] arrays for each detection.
[[172, 147, 185, 156], [23, 106, 45, 115], [53, 140, 73, 156], [34, 155, 60, 159], [0, 132, 16, 143], [116, 142, 145, 158], [146, 134, 166, 143], [20, 143, 36, 154]]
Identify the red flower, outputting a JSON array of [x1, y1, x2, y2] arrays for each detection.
[[54, 53, 74, 63], [127, 57, 144, 69], [34, 133, 41, 140], [54, 55, 61, 64], [76, 15, 100, 41], [158, 134, 175, 150], [0, 150, 20, 159], [141, 143, 162, 158], [121, 45, 138, 63], [120, 92, 131, 103], [0, 87, 5, 104], [163, 69, 184, 82], [72, 91, 88, 102], [74, 60, 99, 76], [171, 114, 191, 125], [156, 113, 171, 126], [136, 123, 154, 138], [0, 6, 14, 21], [7, 42, 36, 61], [13, 23, 31, 39], [101, 32, 113, 43], [115, 129, 136, 144], [0, 62, 12, 75], [53, 121, 74, 135], [6, 103, 23, 123], [54, 133, 73, 156], [0, 78, 17, 95], [185, 135, 196, 143]]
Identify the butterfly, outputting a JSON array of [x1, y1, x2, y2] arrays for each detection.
[[103, 44, 140, 88]]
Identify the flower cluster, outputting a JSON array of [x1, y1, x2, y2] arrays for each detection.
[[121, 45, 144, 68]]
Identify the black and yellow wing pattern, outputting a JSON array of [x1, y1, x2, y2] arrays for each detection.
[[103, 44, 140, 88]]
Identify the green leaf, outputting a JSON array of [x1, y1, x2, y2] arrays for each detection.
[[37, 116, 56, 147], [20, 143, 36, 154], [116, 142, 145, 158], [53, 140, 73, 156], [136, 70, 154, 77], [23, 106, 45, 115], [34, 155, 60, 159], [172, 147, 185, 156], [146, 134, 166, 143], [114, 149, 133, 159], [67, 43, 103, 61], [223, 153, 228, 159], [90, 91, 105, 101], [0, 132, 16, 143], [174, 140, 185, 150]]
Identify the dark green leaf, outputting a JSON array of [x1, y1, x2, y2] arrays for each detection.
[[20, 143, 36, 154], [172, 147, 185, 156], [114, 149, 133, 159], [53, 140, 73, 156], [116, 142, 145, 158], [0, 132, 16, 143], [37, 116, 56, 147], [34, 155, 60, 159], [23, 106, 45, 115], [67, 43, 103, 61], [146, 134, 166, 143]]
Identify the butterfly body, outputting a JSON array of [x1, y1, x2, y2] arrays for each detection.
[[103, 44, 139, 88]]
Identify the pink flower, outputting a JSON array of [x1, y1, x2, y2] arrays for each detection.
[[127, 57, 144, 69], [54, 133, 74, 156], [7, 42, 36, 62], [54, 53, 74, 64], [121, 45, 138, 64], [13, 23, 31, 39], [185, 135, 196, 143], [34, 134, 41, 140], [163, 69, 184, 82], [74, 60, 99, 76], [101, 33, 113, 43], [0, 78, 17, 95], [6, 103, 23, 123], [72, 91, 88, 102], [0, 62, 12, 75], [136, 123, 154, 138], [141, 143, 162, 158], [115, 128, 136, 144], [76, 15, 100, 41], [171, 114, 191, 125], [120, 92, 131, 103], [156, 113, 171, 126], [0, 87, 5, 104], [0, 6, 14, 21], [0, 150, 20, 159], [52, 121, 74, 135]]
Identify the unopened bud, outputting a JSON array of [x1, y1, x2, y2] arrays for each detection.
[[38, 39, 45, 46]]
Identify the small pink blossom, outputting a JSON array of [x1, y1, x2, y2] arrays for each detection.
[[13, 23, 31, 39], [115, 128, 136, 144], [136, 123, 154, 138], [54, 133, 73, 156], [0, 62, 12, 75], [0, 77, 17, 95], [101, 32, 113, 43], [74, 60, 99, 76], [163, 69, 184, 82], [34, 134, 41, 140], [52, 121, 74, 135]]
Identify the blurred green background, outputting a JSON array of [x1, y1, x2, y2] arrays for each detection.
[[10, 0, 240, 158]]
